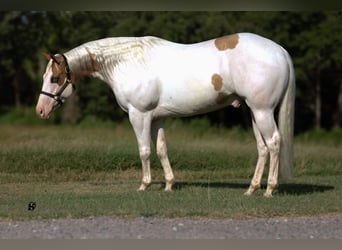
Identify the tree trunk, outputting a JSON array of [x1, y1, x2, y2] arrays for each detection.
[[314, 56, 321, 130], [61, 93, 80, 123], [12, 69, 22, 108], [315, 76, 321, 129], [333, 78, 342, 128]]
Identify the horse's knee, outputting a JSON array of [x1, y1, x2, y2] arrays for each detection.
[[156, 142, 168, 159], [139, 147, 151, 161], [258, 144, 269, 158], [266, 131, 281, 154]]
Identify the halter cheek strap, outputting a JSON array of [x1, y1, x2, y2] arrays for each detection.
[[40, 90, 65, 106], [40, 81, 76, 106], [40, 54, 76, 106]]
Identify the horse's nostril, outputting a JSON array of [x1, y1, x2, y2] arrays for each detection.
[[36, 106, 44, 118]]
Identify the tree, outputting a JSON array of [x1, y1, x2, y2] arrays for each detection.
[[292, 12, 342, 129], [1, 11, 341, 131], [0, 12, 45, 107]]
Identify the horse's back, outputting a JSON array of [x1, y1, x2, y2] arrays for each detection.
[[150, 33, 289, 116]]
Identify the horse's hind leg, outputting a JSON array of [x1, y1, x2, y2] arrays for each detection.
[[244, 119, 269, 196], [249, 109, 281, 197], [151, 119, 175, 191]]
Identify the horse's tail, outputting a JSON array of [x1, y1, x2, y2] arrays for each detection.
[[278, 50, 295, 180]]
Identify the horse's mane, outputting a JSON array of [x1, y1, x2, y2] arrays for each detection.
[[65, 36, 163, 73]]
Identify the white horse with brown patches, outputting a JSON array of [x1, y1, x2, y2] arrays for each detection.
[[36, 33, 295, 197]]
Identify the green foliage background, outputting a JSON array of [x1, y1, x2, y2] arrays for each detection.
[[1, 11, 341, 131]]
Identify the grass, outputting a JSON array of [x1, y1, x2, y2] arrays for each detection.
[[0, 121, 341, 220]]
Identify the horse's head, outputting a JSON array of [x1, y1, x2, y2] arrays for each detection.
[[36, 53, 75, 119]]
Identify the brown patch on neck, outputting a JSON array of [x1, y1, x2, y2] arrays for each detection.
[[211, 74, 223, 91], [85, 47, 100, 72], [71, 72, 79, 83], [71, 48, 100, 80], [214, 34, 239, 51]]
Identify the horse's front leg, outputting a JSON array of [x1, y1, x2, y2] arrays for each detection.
[[129, 108, 153, 191]]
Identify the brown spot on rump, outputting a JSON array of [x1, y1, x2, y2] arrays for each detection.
[[211, 73, 223, 91], [214, 34, 239, 51]]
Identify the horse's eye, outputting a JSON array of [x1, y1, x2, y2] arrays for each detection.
[[51, 76, 59, 83]]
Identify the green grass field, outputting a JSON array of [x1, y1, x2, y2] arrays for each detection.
[[0, 121, 341, 220]]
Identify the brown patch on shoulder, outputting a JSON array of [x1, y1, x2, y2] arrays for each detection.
[[214, 34, 239, 51], [211, 74, 223, 91]]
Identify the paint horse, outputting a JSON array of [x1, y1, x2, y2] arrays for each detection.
[[36, 33, 295, 197]]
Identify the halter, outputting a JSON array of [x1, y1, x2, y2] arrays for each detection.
[[40, 54, 76, 106]]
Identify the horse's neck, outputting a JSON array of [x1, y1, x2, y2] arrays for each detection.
[[65, 46, 98, 77], [65, 37, 162, 81]]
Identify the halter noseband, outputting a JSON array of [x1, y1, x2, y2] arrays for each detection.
[[40, 54, 76, 106]]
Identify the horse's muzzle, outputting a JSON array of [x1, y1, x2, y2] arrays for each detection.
[[35, 98, 55, 120], [36, 104, 49, 119]]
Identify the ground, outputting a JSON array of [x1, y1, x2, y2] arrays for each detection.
[[1, 216, 342, 239]]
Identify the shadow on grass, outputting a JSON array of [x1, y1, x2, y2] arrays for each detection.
[[167, 181, 334, 196], [173, 181, 249, 190], [277, 183, 334, 195]]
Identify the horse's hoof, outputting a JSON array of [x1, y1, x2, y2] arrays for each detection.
[[164, 179, 175, 192], [244, 184, 260, 196], [264, 184, 277, 197], [263, 192, 273, 198], [244, 190, 253, 196], [137, 182, 150, 191]]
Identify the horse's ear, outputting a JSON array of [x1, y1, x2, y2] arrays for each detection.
[[41, 52, 61, 65], [41, 52, 52, 61]]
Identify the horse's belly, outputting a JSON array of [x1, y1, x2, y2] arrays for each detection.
[[153, 86, 237, 118]]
